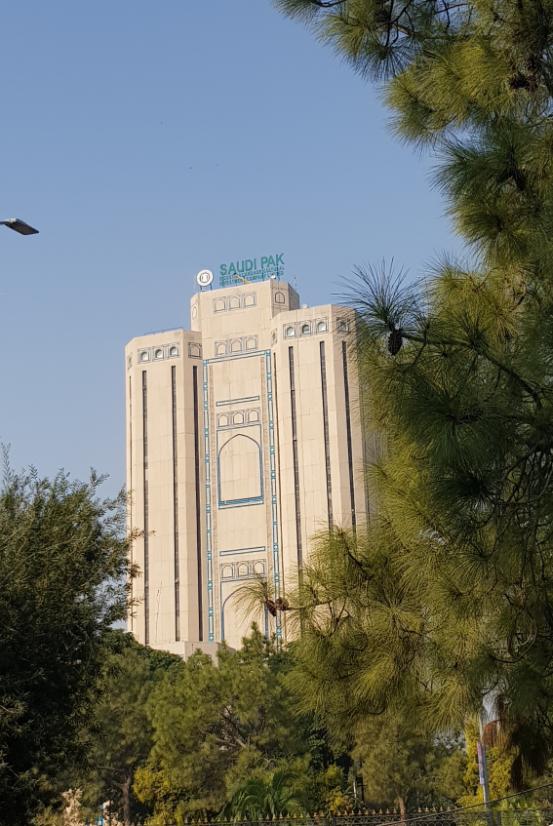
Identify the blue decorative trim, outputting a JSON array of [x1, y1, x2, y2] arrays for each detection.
[[216, 395, 261, 407], [219, 496, 264, 508], [216, 421, 260, 433], [208, 351, 264, 363], [220, 546, 266, 557], [265, 350, 282, 638], [203, 359, 215, 642]]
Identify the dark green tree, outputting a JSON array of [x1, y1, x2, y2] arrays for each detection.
[[0, 465, 129, 826], [79, 632, 182, 826], [134, 628, 345, 824]]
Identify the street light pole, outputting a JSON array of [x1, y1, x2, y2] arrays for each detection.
[[0, 218, 39, 236]]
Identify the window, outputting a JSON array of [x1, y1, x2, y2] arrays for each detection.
[[218, 414, 229, 428], [229, 296, 240, 309], [237, 563, 249, 578], [140, 351, 149, 362], [221, 565, 234, 580], [214, 298, 226, 312], [275, 291, 286, 304], [215, 342, 226, 356], [301, 323, 311, 336], [230, 339, 242, 353], [245, 336, 257, 351], [154, 348, 163, 360], [248, 409, 259, 423], [285, 326, 295, 338], [233, 412, 244, 425], [244, 293, 256, 307], [169, 345, 179, 357], [253, 560, 265, 575], [317, 320, 328, 333], [338, 319, 350, 333]]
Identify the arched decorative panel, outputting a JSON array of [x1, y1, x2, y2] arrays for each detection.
[[218, 433, 263, 506]]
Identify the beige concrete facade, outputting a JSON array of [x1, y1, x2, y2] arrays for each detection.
[[125, 279, 370, 655]]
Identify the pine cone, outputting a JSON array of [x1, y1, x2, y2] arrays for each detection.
[[388, 328, 403, 355]]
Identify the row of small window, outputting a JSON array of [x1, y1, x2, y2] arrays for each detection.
[[213, 293, 257, 313], [221, 559, 266, 580], [139, 344, 180, 363], [282, 319, 328, 339], [217, 408, 260, 429], [214, 336, 258, 357], [137, 342, 202, 364], [281, 317, 351, 339]]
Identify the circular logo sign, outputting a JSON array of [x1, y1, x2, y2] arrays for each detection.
[[196, 269, 214, 288]]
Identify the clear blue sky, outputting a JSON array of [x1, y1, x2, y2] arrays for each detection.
[[0, 1, 462, 495]]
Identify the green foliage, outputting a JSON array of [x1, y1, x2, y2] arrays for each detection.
[[78, 631, 182, 825], [134, 629, 347, 824], [136, 632, 301, 822], [221, 767, 308, 820], [0, 465, 129, 826], [353, 713, 465, 812]]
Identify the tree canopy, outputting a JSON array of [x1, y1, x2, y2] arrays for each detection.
[[0, 466, 129, 826]]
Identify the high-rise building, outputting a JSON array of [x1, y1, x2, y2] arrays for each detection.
[[125, 276, 372, 656]]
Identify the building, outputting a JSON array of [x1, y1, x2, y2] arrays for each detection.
[[125, 276, 371, 656]]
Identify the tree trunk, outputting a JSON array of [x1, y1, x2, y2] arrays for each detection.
[[397, 796, 407, 826], [122, 774, 132, 826]]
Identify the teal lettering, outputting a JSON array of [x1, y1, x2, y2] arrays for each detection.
[[260, 256, 268, 268], [267, 255, 276, 269], [245, 259, 254, 271], [228, 263, 236, 276], [276, 253, 284, 267], [220, 264, 227, 277]]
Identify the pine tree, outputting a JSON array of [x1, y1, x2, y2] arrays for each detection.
[[276, 0, 553, 786]]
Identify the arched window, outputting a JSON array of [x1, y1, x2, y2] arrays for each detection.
[[274, 291, 286, 304], [253, 560, 265, 575], [221, 565, 234, 580], [229, 296, 240, 310], [317, 320, 328, 333], [218, 434, 263, 506], [301, 323, 311, 336], [237, 563, 249, 578], [140, 351, 149, 362], [244, 293, 256, 307], [169, 345, 179, 357], [233, 412, 244, 425], [285, 326, 295, 338], [154, 348, 163, 360], [218, 414, 229, 428], [214, 298, 226, 312], [215, 342, 226, 356], [245, 337, 257, 351], [248, 409, 259, 423], [230, 339, 242, 353]]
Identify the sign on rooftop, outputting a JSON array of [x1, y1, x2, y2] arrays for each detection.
[[219, 253, 284, 287]]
